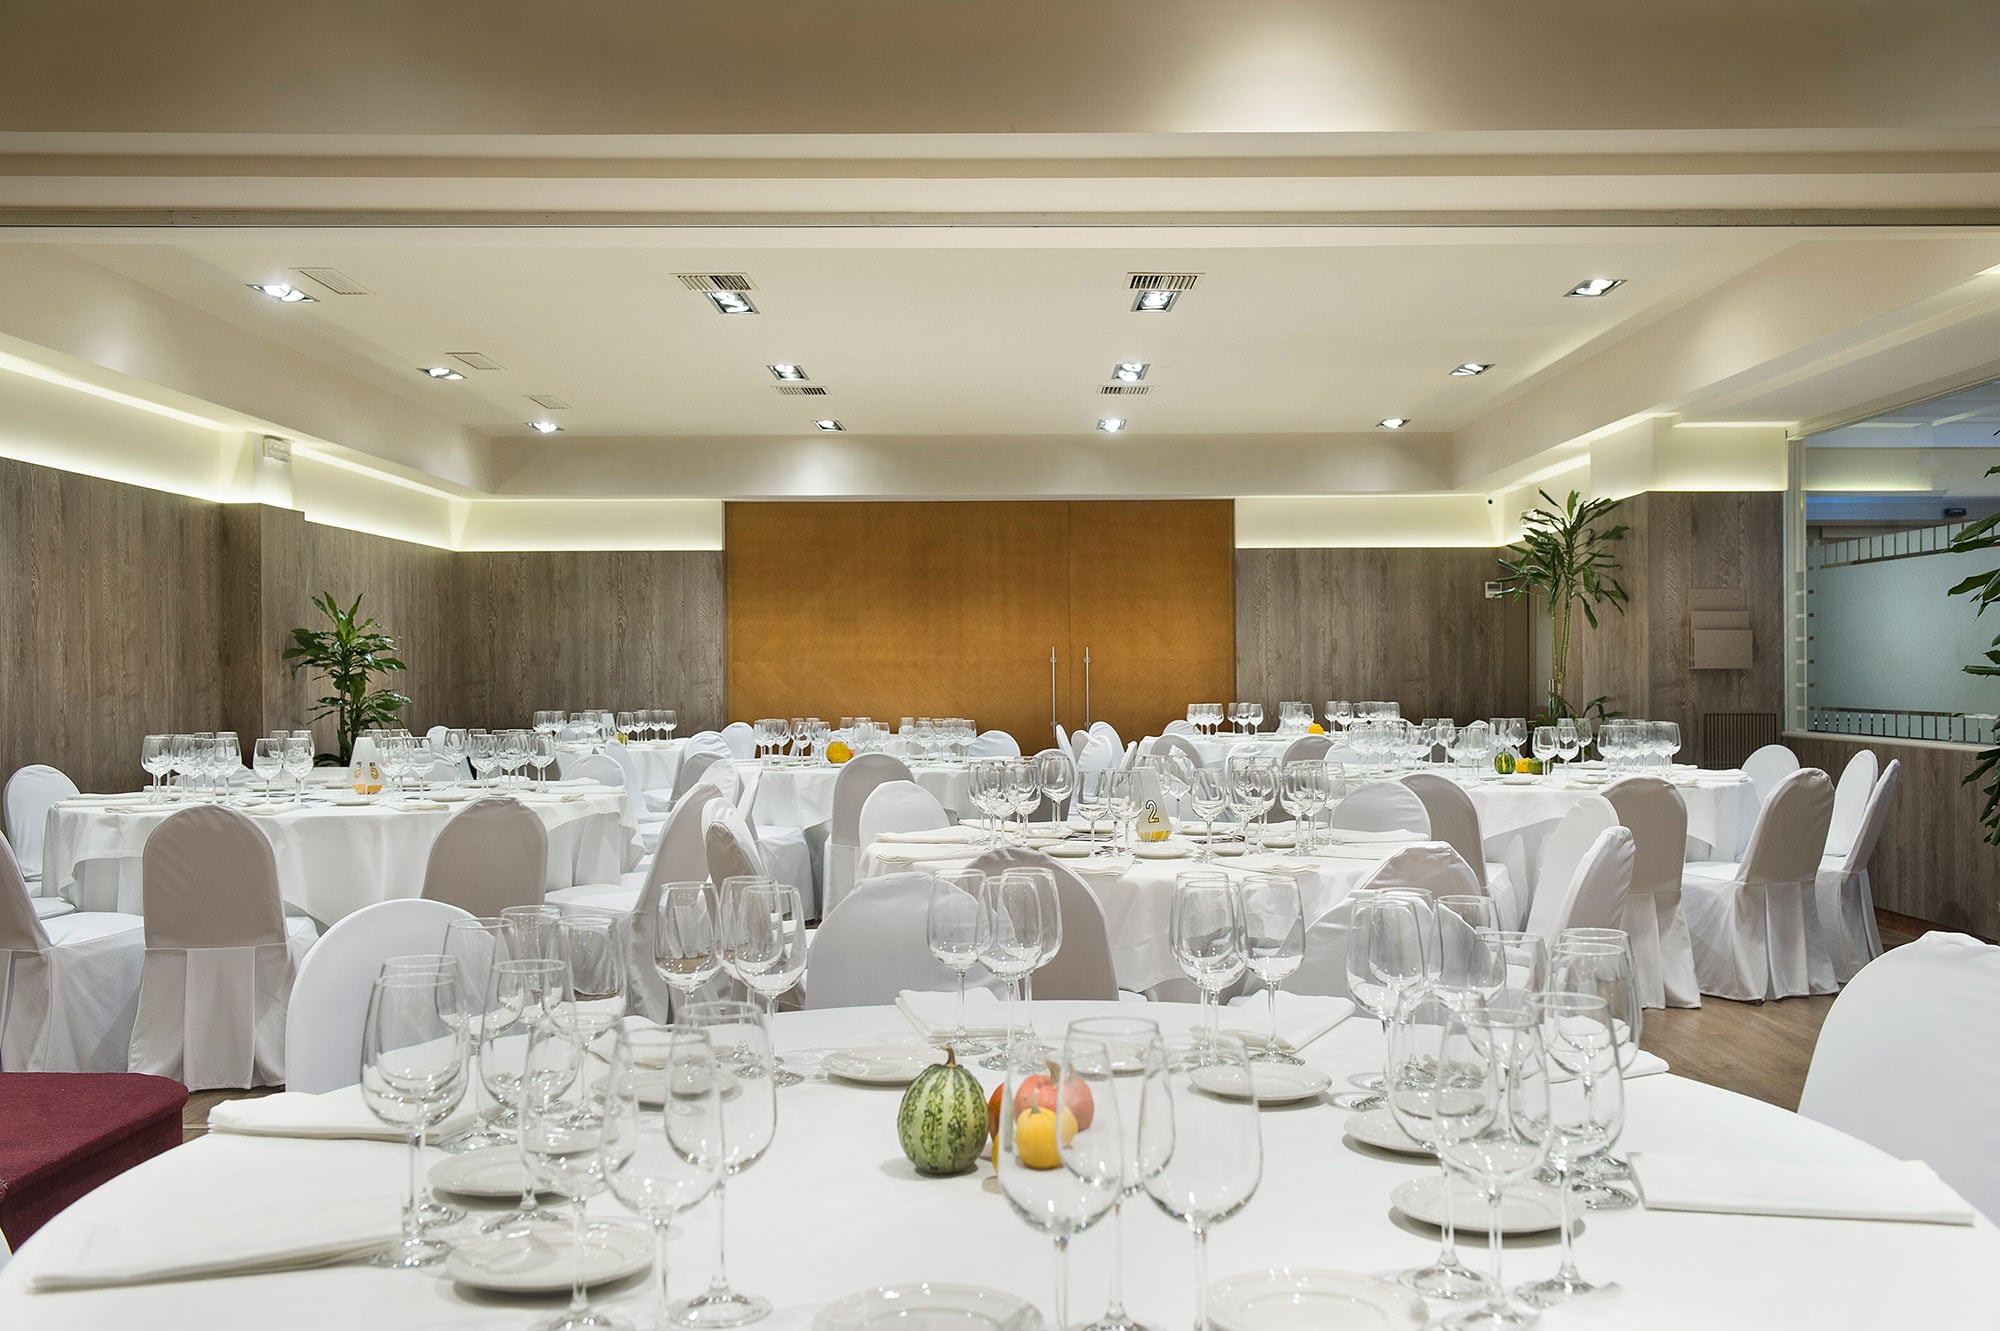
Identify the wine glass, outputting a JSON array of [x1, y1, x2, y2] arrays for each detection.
[[1187, 768, 1227, 863], [978, 873, 1046, 1072], [672, 1000, 778, 1328], [499, 729, 531, 787], [1237, 874, 1304, 1063], [1008, 758, 1043, 841], [1332, 892, 1429, 1110], [436, 917, 516, 1153], [250, 738, 282, 798], [1531, 726, 1559, 777], [1224, 761, 1268, 854], [1170, 873, 1245, 1056], [1550, 936, 1642, 1210], [1555, 719, 1580, 769], [504, 903, 566, 966], [926, 869, 993, 1056], [1139, 1034, 1263, 1331], [282, 733, 314, 802], [998, 1033, 1123, 1331], [360, 968, 470, 1268], [1431, 1007, 1552, 1331], [141, 734, 172, 801], [1073, 769, 1112, 854], [1434, 896, 1503, 1012], [1106, 769, 1143, 854], [467, 731, 497, 788], [660, 710, 678, 741], [723, 882, 807, 1086], [655, 882, 722, 1003], [1010, 868, 1062, 1059], [1328, 701, 1353, 732], [602, 1023, 727, 1331], [560, 909, 629, 1050], [1386, 995, 1489, 1301], [968, 761, 1013, 850], [1064, 1017, 1167, 1331], [441, 728, 468, 788], [530, 732, 558, 791], [1034, 749, 1076, 826], [1150, 750, 1194, 824], [1518, 993, 1623, 1309], [1280, 760, 1330, 852], [478, 956, 575, 1232]]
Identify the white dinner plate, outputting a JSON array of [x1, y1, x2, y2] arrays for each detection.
[[1497, 775, 1543, 787], [1342, 1109, 1433, 1158], [429, 1145, 546, 1199], [815, 1282, 1042, 1331], [1208, 1268, 1427, 1331], [1390, 1176, 1565, 1235], [447, 1221, 652, 1293], [1210, 843, 1249, 858], [1044, 842, 1096, 859], [1189, 1062, 1332, 1106], [822, 1045, 941, 1086], [626, 1063, 740, 1105], [1133, 842, 1190, 860]]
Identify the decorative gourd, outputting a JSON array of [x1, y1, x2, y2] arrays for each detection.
[[896, 1047, 988, 1176]]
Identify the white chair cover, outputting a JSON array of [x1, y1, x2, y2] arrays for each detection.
[[824, 754, 916, 915], [1682, 767, 1837, 1001], [967, 730, 1022, 758], [1279, 734, 1332, 764], [128, 806, 318, 1089], [1087, 721, 1123, 755], [805, 871, 999, 1009], [703, 800, 768, 886], [282, 897, 473, 1094], [1601, 776, 1699, 1008], [1823, 748, 1879, 861], [737, 800, 816, 918], [1118, 741, 1142, 770], [1291, 843, 1479, 999], [1326, 781, 1430, 835], [1054, 724, 1073, 759], [965, 846, 1120, 1000], [1520, 796, 1619, 944], [0, 834, 143, 1072], [1072, 732, 1122, 772], [621, 871, 678, 1023], [420, 796, 549, 917], [424, 726, 471, 782], [1529, 826, 1636, 945], [1148, 734, 1208, 768], [1742, 743, 1801, 806], [857, 781, 950, 845], [1800, 931, 2000, 1223], [1163, 720, 1197, 737], [1818, 759, 1900, 984], [719, 722, 757, 760], [1399, 773, 1520, 927], [670, 732, 734, 801], [3, 763, 78, 886]]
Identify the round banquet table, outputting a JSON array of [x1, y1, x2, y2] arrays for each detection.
[[1142, 731, 1294, 768], [1461, 766, 1758, 889], [40, 783, 635, 926], [739, 760, 973, 830], [5, 999, 1993, 1331], [558, 739, 686, 796]]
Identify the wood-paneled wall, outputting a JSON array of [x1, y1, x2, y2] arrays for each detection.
[[1234, 547, 1531, 722]]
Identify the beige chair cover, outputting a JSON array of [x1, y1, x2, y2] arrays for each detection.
[[1279, 734, 1332, 764], [1327, 781, 1431, 835], [704, 800, 768, 886], [1530, 826, 1637, 944], [965, 846, 1120, 1000], [805, 871, 1000, 1009], [1399, 773, 1521, 928], [825, 754, 916, 913], [1291, 842, 1480, 999], [1602, 776, 1699, 1008], [670, 732, 734, 801], [0, 834, 144, 1071], [1818, 759, 1900, 984], [420, 796, 549, 916], [128, 806, 318, 1088], [1521, 796, 1619, 941], [1682, 767, 1836, 1001]]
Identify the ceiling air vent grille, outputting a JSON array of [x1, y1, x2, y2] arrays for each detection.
[[526, 394, 570, 411], [676, 273, 758, 293], [1099, 384, 1151, 396], [447, 351, 505, 372], [775, 385, 830, 396], [1127, 273, 1201, 292], [295, 267, 372, 296]]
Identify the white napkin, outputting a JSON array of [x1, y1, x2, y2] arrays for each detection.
[[875, 827, 983, 845], [27, 1199, 400, 1289], [1322, 828, 1427, 845], [897, 989, 1011, 1040], [1072, 859, 1132, 877], [207, 1086, 476, 1142], [1549, 1049, 1669, 1083], [1220, 993, 1355, 1052], [873, 844, 980, 866], [1314, 843, 1399, 862], [1630, 1153, 1977, 1225]]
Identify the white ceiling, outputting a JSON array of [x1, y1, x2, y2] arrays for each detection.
[[1811, 376, 2000, 449]]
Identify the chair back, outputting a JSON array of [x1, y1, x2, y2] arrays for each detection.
[[1742, 743, 1801, 805], [830, 754, 916, 850], [806, 872, 994, 1008], [718, 722, 757, 760], [1054, 724, 1073, 759], [1327, 781, 1430, 834], [1738, 767, 1835, 887], [1398, 773, 1488, 886], [1356, 842, 1481, 898], [965, 846, 1119, 1000], [1163, 719, 1196, 737], [858, 781, 950, 844], [1824, 748, 1880, 860], [1072, 732, 1122, 772], [420, 796, 548, 916], [1600, 776, 1688, 900], [142, 806, 286, 950], [1839, 759, 1901, 875], [1800, 931, 2000, 1222], [3, 765, 79, 880], [1534, 826, 1636, 943], [670, 732, 734, 801], [967, 730, 1021, 759], [566, 751, 624, 790], [1148, 734, 1207, 768], [1279, 734, 1332, 764], [0, 834, 51, 954], [1521, 795, 1619, 942], [1087, 721, 1123, 754], [654, 782, 722, 884], [282, 897, 474, 1093], [703, 800, 767, 886]]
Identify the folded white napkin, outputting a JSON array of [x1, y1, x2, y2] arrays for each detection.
[[1631, 1153, 1977, 1225], [897, 988, 1011, 1040], [1315, 843, 1400, 862], [208, 1086, 477, 1142], [873, 844, 980, 866], [1549, 1049, 1669, 1083], [1322, 828, 1427, 845], [875, 827, 983, 845], [27, 1199, 400, 1289], [1220, 993, 1355, 1052]]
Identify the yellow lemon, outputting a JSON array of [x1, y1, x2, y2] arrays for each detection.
[[1013, 1106, 1078, 1170], [825, 740, 853, 764], [1307, 723, 1325, 734]]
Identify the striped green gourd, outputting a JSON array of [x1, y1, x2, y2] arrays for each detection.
[[896, 1047, 988, 1175]]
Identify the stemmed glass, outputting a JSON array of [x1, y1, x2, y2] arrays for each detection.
[[1555, 719, 1580, 770], [602, 1024, 727, 1331], [997, 1034, 1123, 1331], [655, 882, 722, 1006], [1331, 892, 1428, 1110], [282, 733, 314, 802], [1518, 993, 1623, 1309], [531, 732, 558, 791], [250, 738, 282, 798], [440, 728, 468, 788], [1245, 703, 1265, 734], [1479, 930, 1550, 999], [479, 957, 575, 1233], [500, 729, 531, 787], [1106, 769, 1143, 854], [1225, 762, 1268, 854], [968, 762, 1012, 850], [724, 882, 808, 1086], [1073, 769, 1113, 854], [1150, 751, 1194, 825], [1034, 749, 1076, 827], [672, 1000, 778, 1329], [561, 909, 629, 1052], [1531, 726, 1559, 777], [978, 873, 1046, 1072], [1064, 1017, 1167, 1331], [1280, 760, 1331, 852], [660, 710, 678, 741], [1237, 874, 1304, 1063], [1386, 995, 1490, 1301], [360, 967, 471, 1268], [436, 917, 516, 1153], [467, 732, 497, 788], [1187, 768, 1227, 863], [926, 869, 993, 1056], [1010, 868, 1062, 1061], [1551, 936, 1641, 1210], [1140, 1034, 1263, 1331], [141, 735, 172, 800], [1327, 701, 1353, 731], [1432, 1008, 1552, 1331], [1008, 759, 1042, 841], [1169, 873, 1245, 1056]]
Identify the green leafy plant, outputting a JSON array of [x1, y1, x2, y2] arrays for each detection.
[[1537, 691, 1621, 730], [1946, 472, 2000, 843], [1495, 489, 1631, 716], [283, 593, 409, 766]]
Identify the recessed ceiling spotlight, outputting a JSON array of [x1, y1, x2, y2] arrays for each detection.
[[529, 421, 563, 434], [1098, 418, 1128, 433], [1450, 362, 1492, 377], [1132, 290, 1177, 313], [1112, 362, 1149, 382], [706, 290, 757, 315], [248, 282, 314, 303], [1377, 417, 1411, 430], [768, 363, 807, 381], [1565, 277, 1625, 298], [814, 419, 843, 431], [422, 366, 464, 380]]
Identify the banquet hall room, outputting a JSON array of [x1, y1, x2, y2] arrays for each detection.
[[2, 2, 2000, 1327]]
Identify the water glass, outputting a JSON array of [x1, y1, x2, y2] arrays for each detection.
[[1139, 1035, 1263, 1331], [360, 968, 470, 1268]]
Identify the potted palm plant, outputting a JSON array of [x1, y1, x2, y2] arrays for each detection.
[[1494, 489, 1631, 721], [1948, 475, 2000, 843], [283, 592, 410, 765]]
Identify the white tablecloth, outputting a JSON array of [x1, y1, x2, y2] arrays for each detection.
[[558, 739, 686, 794], [41, 785, 635, 925], [6, 999, 1993, 1331], [743, 760, 972, 830], [1142, 732, 1294, 767], [1460, 768, 1758, 891]]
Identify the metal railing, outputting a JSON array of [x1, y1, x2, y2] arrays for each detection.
[[1806, 705, 1997, 746], [1807, 521, 1969, 570]]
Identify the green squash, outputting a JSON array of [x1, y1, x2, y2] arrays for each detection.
[[896, 1047, 988, 1176]]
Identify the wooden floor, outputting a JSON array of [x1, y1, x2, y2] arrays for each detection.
[[179, 912, 1931, 1137]]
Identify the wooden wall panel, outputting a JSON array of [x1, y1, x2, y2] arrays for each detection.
[[1234, 547, 1530, 723], [298, 522, 456, 748]]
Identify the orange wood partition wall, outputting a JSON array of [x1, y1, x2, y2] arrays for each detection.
[[725, 500, 1235, 749]]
